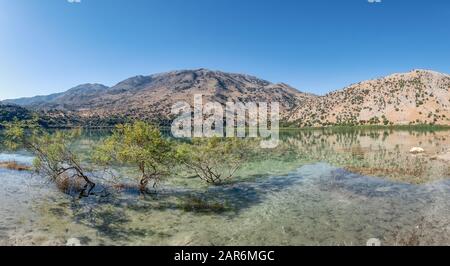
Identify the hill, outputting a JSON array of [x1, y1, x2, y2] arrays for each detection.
[[289, 70, 450, 127], [4, 69, 311, 127], [3, 69, 450, 128]]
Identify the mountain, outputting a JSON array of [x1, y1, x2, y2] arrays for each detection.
[[75, 69, 310, 119], [289, 70, 450, 127], [2, 69, 310, 127], [3, 69, 450, 128], [3, 83, 109, 108]]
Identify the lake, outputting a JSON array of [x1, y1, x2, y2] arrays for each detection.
[[0, 128, 449, 245]]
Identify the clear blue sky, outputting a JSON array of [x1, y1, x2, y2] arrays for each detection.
[[0, 0, 449, 100]]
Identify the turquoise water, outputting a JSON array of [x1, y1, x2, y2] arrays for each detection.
[[0, 129, 449, 245]]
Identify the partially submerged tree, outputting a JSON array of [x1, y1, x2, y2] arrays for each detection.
[[176, 137, 250, 185], [93, 121, 174, 193], [3, 119, 95, 197]]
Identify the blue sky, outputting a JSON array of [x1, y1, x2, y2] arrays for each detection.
[[0, 0, 449, 100]]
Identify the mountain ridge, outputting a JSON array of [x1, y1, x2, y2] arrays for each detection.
[[289, 69, 450, 126], [2, 69, 309, 127], [2, 69, 450, 127], [2, 83, 109, 107]]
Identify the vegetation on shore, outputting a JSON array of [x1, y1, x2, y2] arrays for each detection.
[[0, 161, 31, 171], [1, 115, 449, 196], [1, 119, 252, 199], [176, 137, 252, 185], [0, 105, 33, 122], [93, 121, 175, 193], [279, 122, 450, 131], [3, 118, 96, 197]]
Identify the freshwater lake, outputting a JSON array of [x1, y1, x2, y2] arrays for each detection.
[[0, 128, 449, 245]]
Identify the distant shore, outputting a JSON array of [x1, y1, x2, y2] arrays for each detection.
[[279, 124, 450, 131], [2, 123, 450, 131]]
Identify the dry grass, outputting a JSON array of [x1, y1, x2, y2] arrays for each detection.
[[0, 161, 31, 171]]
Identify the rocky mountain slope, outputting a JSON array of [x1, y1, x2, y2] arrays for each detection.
[[3, 84, 109, 107], [3, 69, 450, 127], [3, 69, 311, 126], [289, 70, 450, 127]]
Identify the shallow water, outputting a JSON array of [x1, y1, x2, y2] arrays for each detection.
[[0, 129, 449, 245]]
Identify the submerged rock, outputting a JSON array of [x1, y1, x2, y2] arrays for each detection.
[[410, 147, 425, 154], [437, 153, 450, 162], [66, 238, 82, 246]]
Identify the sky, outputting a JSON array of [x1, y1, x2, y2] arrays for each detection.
[[0, 0, 449, 100]]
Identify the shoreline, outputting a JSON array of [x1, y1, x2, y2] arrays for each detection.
[[35, 124, 450, 131], [0, 161, 32, 171]]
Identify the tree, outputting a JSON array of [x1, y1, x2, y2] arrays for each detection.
[[3, 119, 95, 197], [93, 121, 174, 193], [176, 137, 250, 185]]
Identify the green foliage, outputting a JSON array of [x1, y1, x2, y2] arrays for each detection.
[[3, 119, 95, 197], [3, 116, 42, 150], [176, 137, 251, 185], [0, 105, 33, 126], [30, 130, 83, 177], [93, 121, 174, 192]]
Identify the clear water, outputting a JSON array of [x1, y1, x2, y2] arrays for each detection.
[[0, 129, 449, 246]]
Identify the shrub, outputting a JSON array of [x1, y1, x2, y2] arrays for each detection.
[[176, 137, 251, 185], [93, 121, 174, 193], [3, 119, 95, 197]]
